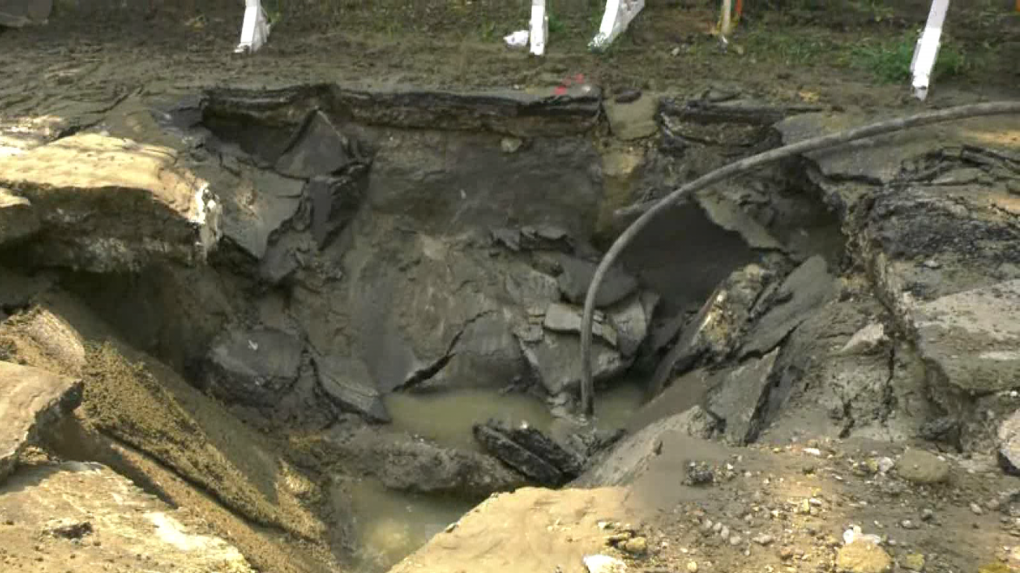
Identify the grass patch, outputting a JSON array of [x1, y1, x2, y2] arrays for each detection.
[[741, 27, 841, 65], [849, 32, 968, 83]]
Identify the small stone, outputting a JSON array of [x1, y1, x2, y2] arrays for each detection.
[[971, 502, 985, 515], [720, 526, 730, 540], [712, 522, 723, 533], [902, 553, 926, 572], [623, 536, 648, 555], [901, 520, 919, 530], [754, 534, 775, 546], [836, 542, 893, 573], [671, 47, 681, 57], [584, 554, 628, 573], [921, 509, 934, 522], [687, 561, 699, 573], [877, 457, 895, 474], [896, 449, 950, 485], [729, 535, 742, 546], [500, 137, 524, 154], [780, 547, 795, 560]]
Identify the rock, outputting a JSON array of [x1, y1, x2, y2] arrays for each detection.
[[543, 302, 619, 348], [202, 327, 305, 406], [650, 263, 771, 395], [836, 542, 892, 573], [706, 349, 780, 445], [0, 133, 221, 271], [839, 323, 888, 355], [970, 502, 984, 515], [687, 561, 699, 573], [473, 419, 585, 486], [742, 256, 837, 356], [608, 295, 649, 357], [603, 94, 659, 141], [575, 406, 719, 487], [307, 169, 367, 249], [753, 534, 774, 546], [518, 330, 628, 395], [623, 536, 648, 555], [998, 409, 1020, 474], [500, 137, 524, 154], [312, 354, 389, 423], [0, 461, 254, 572], [0, 361, 82, 484], [0, 0, 52, 27], [902, 553, 926, 572], [911, 280, 1020, 395], [585, 554, 628, 573], [215, 164, 304, 260], [555, 254, 640, 308], [0, 187, 40, 246], [274, 111, 356, 179], [896, 449, 950, 485]]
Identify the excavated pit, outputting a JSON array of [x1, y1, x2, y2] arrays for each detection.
[[0, 83, 886, 573]]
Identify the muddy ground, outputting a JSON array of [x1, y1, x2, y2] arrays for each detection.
[[1, 1, 1020, 573]]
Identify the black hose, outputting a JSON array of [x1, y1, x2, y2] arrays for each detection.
[[580, 101, 1020, 418]]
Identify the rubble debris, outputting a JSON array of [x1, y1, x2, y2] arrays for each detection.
[[741, 256, 837, 357], [0, 133, 221, 271], [312, 354, 390, 423], [0, 462, 254, 572], [0, 361, 82, 485], [706, 349, 780, 445], [836, 541, 893, 573], [202, 327, 304, 406], [473, 419, 591, 486], [274, 111, 357, 179], [896, 449, 950, 485]]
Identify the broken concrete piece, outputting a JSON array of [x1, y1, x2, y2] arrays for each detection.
[[650, 263, 771, 396], [544, 302, 618, 348], [519, 330, 628, 395], [0, 187, 40, 246], [998, 409, 1020, 475], [584, 554, 628, 573], [307, 171, 366, 249], [575, 406, 719, 487], [742, 256, 837, 356], [556, 254, 639, 308], [603, 94, 658, 141], [473, 422, 565, 485], [0, 361, 81, 484], [217, 166, 304, 260], [911, 279, 1020, 395], [313, 354, 389, 423], [896, 448, 949, 484], [473, 419, 584, 486], [0, 462, 254, 572], [275, 111, 354, 179], [707, 349, 780, 445], [608, 294, 648, 357], [0, 0, 51, 27], [840, 322, 888, 355], [0, 133, 221, 271], [203, 327, 304, 405]]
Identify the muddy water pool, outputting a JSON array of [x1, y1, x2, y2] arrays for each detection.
[[347, 382, 646, 572]]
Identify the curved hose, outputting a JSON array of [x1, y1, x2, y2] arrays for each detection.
[[580, 101, 1020, 418]]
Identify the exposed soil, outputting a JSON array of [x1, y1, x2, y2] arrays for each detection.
[[1, 2, 1019, 573]]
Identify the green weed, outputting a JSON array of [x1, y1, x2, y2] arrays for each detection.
[[849, 32, 967, 83]]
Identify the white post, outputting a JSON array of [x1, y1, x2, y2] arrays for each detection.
[[235, 0, 272, 55], [530, 0, 548, 56], [719, 0, 733, 39], [590, 0, 645, 52], [910, 0, 950, 101]]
